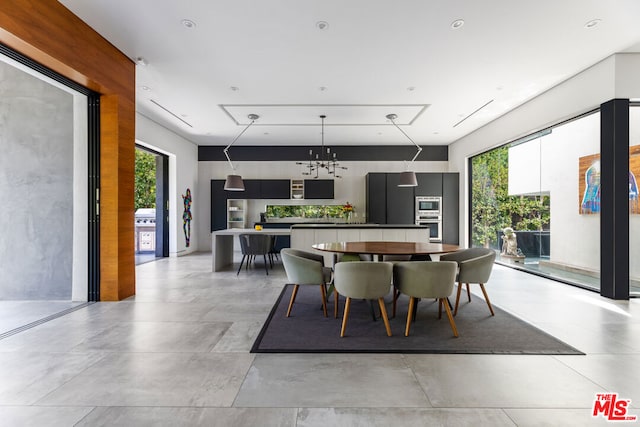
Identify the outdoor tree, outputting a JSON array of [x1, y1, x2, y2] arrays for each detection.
[[135, 149, 156, 210], [471, 145, 550, 248]]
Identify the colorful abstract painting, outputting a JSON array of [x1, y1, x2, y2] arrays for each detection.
[[578, 145, 640, 214]]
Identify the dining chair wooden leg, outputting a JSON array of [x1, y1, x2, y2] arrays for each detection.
[[453, 282, 463, 316], [441, 297, 459, 337], [334, 288, 339, 318], [340, 297, 352, 337], [320, 283, 328, 317], [479, 283, 495, 316], [438, 298, 443, 319], [286, 284, 300, 317], [405, 296, 415, 336], [378, 298, 392, 337], [466, 283, 471, 302]]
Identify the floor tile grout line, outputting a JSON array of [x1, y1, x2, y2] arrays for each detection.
[[0, 302, 94, 341]]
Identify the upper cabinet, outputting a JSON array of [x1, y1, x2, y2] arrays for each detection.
[[304, 179, 334, 199], [242, 180, 262, 199], [260, 180, 291, 199], [415, 173, 443, 196]]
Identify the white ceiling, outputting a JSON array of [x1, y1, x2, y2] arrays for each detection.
[[58, 0, 640, 147]]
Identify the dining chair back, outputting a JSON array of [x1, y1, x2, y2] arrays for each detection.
[[439, 248, 497, 316], [281, 248, 332, 317], [333, 261, 394, 337], [237, 234, 271, 276], [393, 261, 458, 337]]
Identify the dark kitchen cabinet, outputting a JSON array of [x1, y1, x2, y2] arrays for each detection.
[[260, 179, 290, 199], [304, 179, 334, 199], [385, 173, 416, 225], [415, 173, 443, 197], [366, 172, 459, 230], [211, 180, 227, 231], [366, 173, 387, 224], [242, 180, 262, 199], [442, 173, 459, 244]]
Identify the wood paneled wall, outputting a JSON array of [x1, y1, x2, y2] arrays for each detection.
[[0, 0, 136, 300]]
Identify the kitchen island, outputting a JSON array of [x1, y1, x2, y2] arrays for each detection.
[[211, 228, 291, 272]]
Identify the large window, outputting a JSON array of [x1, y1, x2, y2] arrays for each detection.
[[470, 112, 602, 291]]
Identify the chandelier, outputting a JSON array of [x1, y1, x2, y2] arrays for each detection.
[[297, 115, 347, 178]]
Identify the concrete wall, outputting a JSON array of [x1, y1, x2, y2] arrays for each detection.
[[136, 113, 199, 256], [0, 59, 74, 299]]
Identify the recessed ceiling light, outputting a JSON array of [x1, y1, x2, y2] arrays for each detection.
[[585, 19, 602, 28], [433, 131, 439, 135], [407, 86, 416, 92], [181, 19, 196, 29], [230, 86, 239, 91], [140, 85, 151, 91], [316, 21, 329, 31], [319, 86, 328, 91], [451, 19, 465, 29], [135, 57, 148, 66], [263, 132, 270, 135]]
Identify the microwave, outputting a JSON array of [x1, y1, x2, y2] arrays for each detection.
[[416, 196, 442, 216]]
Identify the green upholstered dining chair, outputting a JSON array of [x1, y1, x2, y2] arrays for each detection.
[[237, 234, 271, 276], [333, 261, 394, 337], [281, 248, 333, 318], [439, 248, 497, 316], [392, 261, 459, 337]]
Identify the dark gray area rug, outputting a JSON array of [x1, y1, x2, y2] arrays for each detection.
[[251, 284, 584, 354]]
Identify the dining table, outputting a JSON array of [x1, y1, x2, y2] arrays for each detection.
[[311, 241, 460, 259]]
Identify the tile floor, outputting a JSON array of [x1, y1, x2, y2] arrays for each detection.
[[0, 252, 639, 426]]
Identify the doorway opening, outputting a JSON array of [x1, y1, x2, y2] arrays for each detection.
[[0, 44, 99, 337], [135, 146, 169, 264]]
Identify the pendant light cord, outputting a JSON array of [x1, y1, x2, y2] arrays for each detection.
[[387, 114, 422, 168], [224, 114, 258, 171]]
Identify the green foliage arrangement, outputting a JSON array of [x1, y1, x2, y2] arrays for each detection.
[[135, 149, 156, 210], [266, 204, 345, 219], [471, 145, 550, 247]]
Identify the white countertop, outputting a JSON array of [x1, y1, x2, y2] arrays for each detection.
[[212, 228, 291, 236]]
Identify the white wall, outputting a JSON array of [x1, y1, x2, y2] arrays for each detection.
[[136, 113, 199, 256], [196, 160, 448, 251]]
